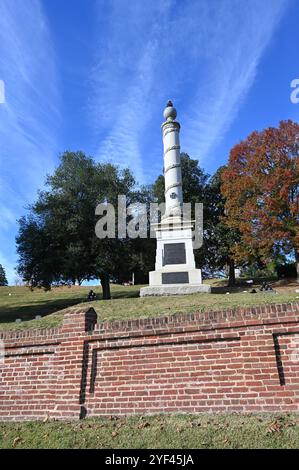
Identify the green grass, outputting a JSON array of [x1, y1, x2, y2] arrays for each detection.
[[0, 279, 298, 331], [0, 285, 92, 330], [0, 414, 298, 449]]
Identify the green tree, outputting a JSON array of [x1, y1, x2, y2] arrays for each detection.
[[16, 151, 136, 299], [205, 167, 241, 286], [127, 185, 156, 284], [0, 264, 8, 286]]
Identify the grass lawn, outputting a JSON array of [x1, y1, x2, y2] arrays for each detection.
[[0, 278, 298, 331], [0, 414, 298, 449]]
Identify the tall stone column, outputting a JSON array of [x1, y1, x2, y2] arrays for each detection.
[[162, 101, 183, 218], [140, 101, 211, 297]]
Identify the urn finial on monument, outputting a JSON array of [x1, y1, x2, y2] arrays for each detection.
[[163, 100, 177, 121]]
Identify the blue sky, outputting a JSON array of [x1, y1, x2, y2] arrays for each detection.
[[0, 0, 299, 284]]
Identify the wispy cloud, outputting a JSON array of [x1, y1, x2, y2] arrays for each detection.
[[0, 0, 61, 283], [181, 0, 290, 162], [91, 0, 172, 183], [91, 0, 289, 181], [93, 37, 158, 183]]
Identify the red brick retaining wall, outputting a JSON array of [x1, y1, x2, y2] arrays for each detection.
[[1, 303, 299, 421]]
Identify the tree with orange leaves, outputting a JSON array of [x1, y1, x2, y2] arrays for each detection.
[[221, 120, 299, 280]]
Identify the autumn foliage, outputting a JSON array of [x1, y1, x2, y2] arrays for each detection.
[[221, 120, 299, 278]]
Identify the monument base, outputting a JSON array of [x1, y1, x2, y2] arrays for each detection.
[[140, 284, 211, 297], [141, 216, 211, 297]]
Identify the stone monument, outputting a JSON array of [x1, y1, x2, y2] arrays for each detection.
[[140, 101, 211, 296]]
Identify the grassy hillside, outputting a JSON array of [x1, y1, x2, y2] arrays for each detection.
[[0, 279, 298, 331]]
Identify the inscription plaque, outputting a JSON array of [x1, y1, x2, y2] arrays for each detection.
[[162, 272, 189, 284], [163, 243, 186, 265]]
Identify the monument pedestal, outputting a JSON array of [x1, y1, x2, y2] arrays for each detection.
[[140, 216, 211, 297], [140, 284, 211, 297]]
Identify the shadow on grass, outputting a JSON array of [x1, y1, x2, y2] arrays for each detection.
[[110, 287, 140, 300], [0, 285, 141, 325], [0, 297, 87, 324]]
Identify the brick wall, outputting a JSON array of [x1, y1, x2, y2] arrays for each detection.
[[0, 303, 299, 421]]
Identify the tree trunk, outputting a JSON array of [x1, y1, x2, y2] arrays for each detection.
[[296, 249, 299, 283], [100, 273, 111, 300], [228, 258, 236, 287]]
